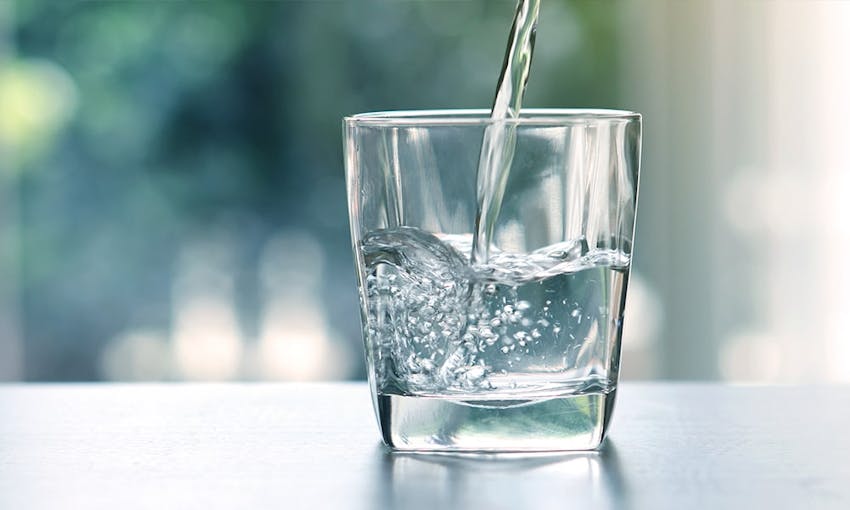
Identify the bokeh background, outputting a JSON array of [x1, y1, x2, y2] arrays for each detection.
[[0, 0, 848, 382]]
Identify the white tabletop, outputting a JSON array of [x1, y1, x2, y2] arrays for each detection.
[[1, 383, 848, 509]]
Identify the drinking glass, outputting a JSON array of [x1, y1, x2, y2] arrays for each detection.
[[344, 109, 641, 452]]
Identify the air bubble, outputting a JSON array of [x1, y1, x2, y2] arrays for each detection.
[[465, 365, 485, 380], [361, 227, 627, 394]]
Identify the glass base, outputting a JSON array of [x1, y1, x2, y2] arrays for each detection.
[[377, 389, 616, 452]]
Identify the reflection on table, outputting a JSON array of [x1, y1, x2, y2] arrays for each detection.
[[375, 442, 629, 510]]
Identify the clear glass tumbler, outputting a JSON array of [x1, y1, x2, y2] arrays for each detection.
[[344, 109, 641, 452]]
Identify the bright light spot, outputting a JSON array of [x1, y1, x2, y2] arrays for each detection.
[[100, 330, 171, 381], [254, 230, 352, 380], [173, 297, 243, 380], [257, 304, 349, 381], [171, 237, 243, 381], [0, 59, 77, 160]]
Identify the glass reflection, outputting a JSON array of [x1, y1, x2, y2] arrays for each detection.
[[376, 441, 629, 510]]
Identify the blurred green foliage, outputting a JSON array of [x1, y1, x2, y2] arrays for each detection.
[[3, 0, 622, 380]]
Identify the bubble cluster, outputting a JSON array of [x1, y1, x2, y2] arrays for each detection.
[[361, 227, 628, 395]]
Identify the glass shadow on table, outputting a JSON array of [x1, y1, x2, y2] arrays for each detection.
[[374, 441, 630, 510]]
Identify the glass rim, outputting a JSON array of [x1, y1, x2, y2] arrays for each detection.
[[344, 108, 640, 127]]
